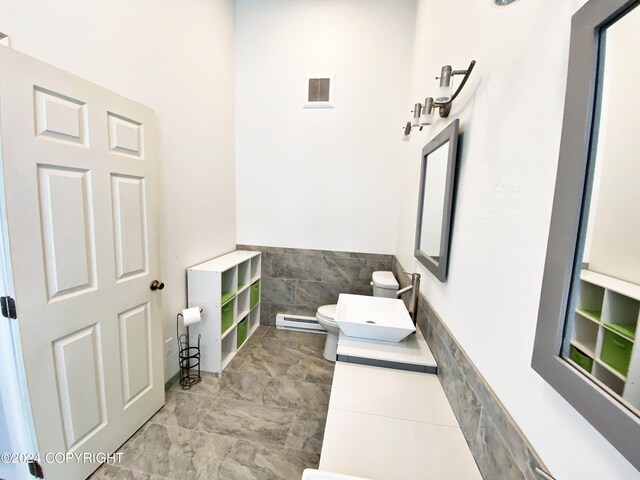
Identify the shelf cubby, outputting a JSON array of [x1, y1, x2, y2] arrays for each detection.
[[238, 260, 251, 291], [602, 290, 639, 340], [237, 316, 249, 348], [237, 288, 250, 321], [250, 307, 261, 335], [221, 331, 237, 370], [593, 361, 625, 396], [221, 298, 235, 335], [572, 312, 599, 355], [576, 279, 605, 322], [188, 250, 262, 373], [221, 267, 237, 304], [250, 255, 261, 283], [569, 344, 594, 373], [565, 269, 640, 415]]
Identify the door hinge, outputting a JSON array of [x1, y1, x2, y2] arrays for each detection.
[[28, 460, 44, 478], [0, 296, 16, 319]]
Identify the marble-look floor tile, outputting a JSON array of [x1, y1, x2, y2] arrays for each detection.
[[116, 423, 149, 455], [150, 390, 212, 430], [198, 399, 295, 445], [252, 325, 271, 338], [89, 463, 168, 480], [217, 371, 270, 402], [292, 341, 327, 364], [233, 345, 309, 381], [101, 327, 334, 480], [120, 424, 236, 480], [304, 360, 335, 385], [285, 409, 327, 454], [262, 377, 331, 410], [252, 336, 323, 363], [170, 371, 221, 397], [262, 328, 326, 347], [218, 439, 320, 480]]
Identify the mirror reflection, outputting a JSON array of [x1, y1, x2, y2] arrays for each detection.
[[563, 4, 640, 415], [418, 141, 449, 262], [414, 119, 459, 282]]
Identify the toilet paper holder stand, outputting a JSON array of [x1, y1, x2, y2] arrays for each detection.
[[176, 310, 203, 390]]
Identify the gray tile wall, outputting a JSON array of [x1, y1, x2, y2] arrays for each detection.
[[237, 245, 393, 326], [392, 258, 550, 480]]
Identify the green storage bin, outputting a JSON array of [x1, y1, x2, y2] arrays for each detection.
[[601, 329, 633, 376], [237, 317, 248, 347], [221, 291, 235, 304], [250, 280, 260, 309], [221, 299, 234, 335], [569, 345, 593, 373], [606, 322, 636, 341]]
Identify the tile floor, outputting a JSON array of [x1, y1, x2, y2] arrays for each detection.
[[90, 326, 334, 480]]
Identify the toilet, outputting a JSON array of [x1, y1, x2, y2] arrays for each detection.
[[316, 304, 339, 361], [316, 271, 399, 361], [370, 271, 400, 298]]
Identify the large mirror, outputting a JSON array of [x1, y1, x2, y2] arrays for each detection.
[[561, 1, 640, 414], [414, 119, 459, 281], [532, 0, 640, 470]]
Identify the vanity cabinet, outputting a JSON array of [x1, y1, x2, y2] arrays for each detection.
[[568, 270, 640, 409], [187, 250, 261, 373]]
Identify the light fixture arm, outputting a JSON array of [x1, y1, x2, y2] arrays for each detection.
[[434, 60, 476, 117], [403, 59, 477, 135]]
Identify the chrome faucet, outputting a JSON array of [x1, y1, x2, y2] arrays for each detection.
[[396, 272, 420, 325]]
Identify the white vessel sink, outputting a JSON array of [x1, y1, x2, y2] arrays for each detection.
[[334, 294, 415, 343], [302, 469, 372, 480]]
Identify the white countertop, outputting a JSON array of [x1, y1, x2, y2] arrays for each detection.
[[328, 361, 457, 426], [188, 249, 259, 272], [319, 362, 482, 480], [336, 325, 437, 370]]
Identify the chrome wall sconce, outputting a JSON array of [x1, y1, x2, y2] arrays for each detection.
[[404, 60, 476, 135]]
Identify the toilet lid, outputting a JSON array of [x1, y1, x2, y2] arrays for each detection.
[[372, 271, 399, 289], [317, 304, 337, 321]]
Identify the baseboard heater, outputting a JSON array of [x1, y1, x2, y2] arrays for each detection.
[[275, 313, 326, 334]]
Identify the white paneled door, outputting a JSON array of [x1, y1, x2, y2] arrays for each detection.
[[0, 46, 164, 479]]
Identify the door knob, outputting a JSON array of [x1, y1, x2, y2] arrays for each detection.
[[150, 280, 165, 291]]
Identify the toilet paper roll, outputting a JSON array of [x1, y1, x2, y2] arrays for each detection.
[[182, 307, 202, 327]]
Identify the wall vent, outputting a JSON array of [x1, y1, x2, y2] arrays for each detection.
[[304, 74, 335, 108], [308, 78, 330, 102]]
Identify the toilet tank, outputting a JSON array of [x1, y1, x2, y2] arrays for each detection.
[[371, 271, 399, 298]]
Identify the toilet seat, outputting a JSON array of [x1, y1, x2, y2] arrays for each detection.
[[316, 304, 337, 324], [316, 304, 339, 362]]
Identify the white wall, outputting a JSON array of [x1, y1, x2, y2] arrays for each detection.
[[0, 0, 237, 381], [395, 0, 640, 478], [235, 0, 415, 254]]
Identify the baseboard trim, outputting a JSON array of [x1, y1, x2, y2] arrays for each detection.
[[276, 313, 327, 334], [164, 372, 179, 391]]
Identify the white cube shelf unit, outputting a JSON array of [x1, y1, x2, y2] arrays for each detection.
[[567, 269, 640, 411], [187, 250, 261, 373]]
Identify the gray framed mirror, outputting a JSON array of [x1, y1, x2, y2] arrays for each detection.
[[414, 119, 459, 282], [531, 0, 640, 469]]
